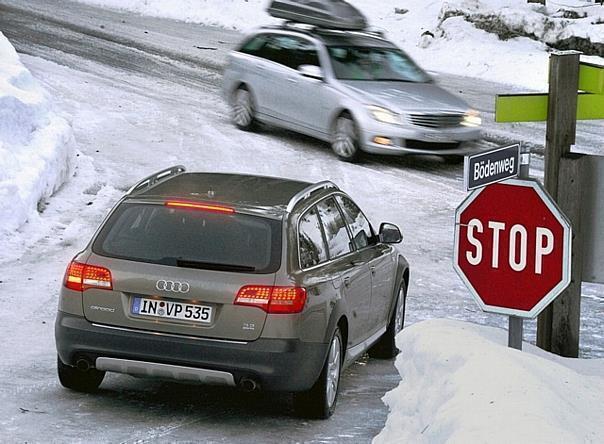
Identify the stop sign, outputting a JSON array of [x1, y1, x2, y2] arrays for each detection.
[[454, 179, 572, 318]]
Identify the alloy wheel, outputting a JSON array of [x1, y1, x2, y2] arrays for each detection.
[[332, 116, 357, 158], [232, 88, 254, 128], [326, 333, 341, 408], [395, 287, 405, 334]]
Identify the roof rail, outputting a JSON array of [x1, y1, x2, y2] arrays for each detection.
[[127, 165, 186, 195], [286, 180, 338, 213]]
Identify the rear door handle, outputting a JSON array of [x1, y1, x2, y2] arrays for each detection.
[[287, 77, 298, 83]]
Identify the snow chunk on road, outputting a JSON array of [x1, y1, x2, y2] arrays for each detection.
[[374, 319, 604, 443], [0, 32, 74, 236]]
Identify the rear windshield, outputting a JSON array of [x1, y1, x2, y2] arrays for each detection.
[[92, 202, 282, 274]]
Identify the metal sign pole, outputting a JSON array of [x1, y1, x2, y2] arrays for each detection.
[[508, 146, 530, 350]]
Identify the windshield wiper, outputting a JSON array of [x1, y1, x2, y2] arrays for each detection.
[[373, 78, 417, 82], [175, 258, 256, 272]]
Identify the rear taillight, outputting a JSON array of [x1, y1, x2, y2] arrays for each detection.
[[64, 261, 113, 292], [235, 286, 307, 314]]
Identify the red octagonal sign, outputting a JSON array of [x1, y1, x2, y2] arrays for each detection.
[[454, 179, 572, 318]]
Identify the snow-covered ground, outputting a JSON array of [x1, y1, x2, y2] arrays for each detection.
[[72, 0, 604, 90], [0, 1, 602, 441], [0, 32, 74, 242], [375, 319, 604, 443]]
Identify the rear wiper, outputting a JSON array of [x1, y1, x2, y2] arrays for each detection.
[[175, 259, 256, 272]]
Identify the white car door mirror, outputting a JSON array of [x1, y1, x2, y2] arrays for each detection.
[[298, 64, 324, 81]]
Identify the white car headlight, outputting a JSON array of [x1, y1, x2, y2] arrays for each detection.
[[367, 105, 400, 125], [462, 109, 482, 127]]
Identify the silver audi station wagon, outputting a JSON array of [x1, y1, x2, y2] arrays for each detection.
[[55, 166, 410, 418], [223, 24, 483, 162]]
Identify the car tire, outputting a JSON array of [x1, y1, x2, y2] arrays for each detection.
[[231, 85, 257, 131], [331, 113, 361, 162], [293, 327, 343, 419], [57, 355, 105, 392], [368, 281, 406, 359]]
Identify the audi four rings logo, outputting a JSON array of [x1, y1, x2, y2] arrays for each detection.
[[155, 280, 190, 293]]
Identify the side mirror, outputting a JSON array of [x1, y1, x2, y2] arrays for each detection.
[[298, 64, 324, 81], [379, 222, 403, 244]]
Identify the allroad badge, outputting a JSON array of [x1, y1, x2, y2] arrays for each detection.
[[155, 280, 190, 293]]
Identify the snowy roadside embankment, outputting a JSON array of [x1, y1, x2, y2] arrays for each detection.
[[0, 32, 74, 237], [71, 0, 604, 90], [374, 319, 604, 443]]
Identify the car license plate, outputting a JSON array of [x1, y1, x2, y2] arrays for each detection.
[[131, 297, 213, 324]]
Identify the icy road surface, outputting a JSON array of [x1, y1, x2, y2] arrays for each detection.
[[0, 0, 602, 442]]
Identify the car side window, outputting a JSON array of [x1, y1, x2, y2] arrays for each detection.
[[335, 195, 374, 249], [298, 207, 328, 269], [294, 38, 321, 69], [239, 34, 269, 57], [315, 197, 353, 259], [259, 35, 321, 71]]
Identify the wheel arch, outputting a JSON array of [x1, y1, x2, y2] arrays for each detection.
[[389, 257, 410, 320]]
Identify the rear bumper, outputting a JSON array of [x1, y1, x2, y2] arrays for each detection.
[[55, 311, 328, 392]]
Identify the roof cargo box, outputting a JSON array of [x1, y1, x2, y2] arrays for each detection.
[[267, 0, 368, 30]]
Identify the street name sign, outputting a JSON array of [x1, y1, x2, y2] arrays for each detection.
[[454, 179, 572, 318], [464, 144, 520, 190]]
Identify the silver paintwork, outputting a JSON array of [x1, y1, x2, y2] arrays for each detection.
[[95, 357, 236, 386], [223, 28, 483, 157]]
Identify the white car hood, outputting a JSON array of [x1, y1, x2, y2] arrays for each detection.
[[339, 80, 470, 114]]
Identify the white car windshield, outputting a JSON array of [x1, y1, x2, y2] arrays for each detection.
[[327, 46, 431, 83]]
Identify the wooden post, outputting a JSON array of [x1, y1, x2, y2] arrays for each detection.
[[537, 51, 581, 354], [550, 155, 585, 357]]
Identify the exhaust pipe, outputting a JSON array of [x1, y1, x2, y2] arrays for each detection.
[[76, 358, 91, 372], [239, 378, 258, 392]]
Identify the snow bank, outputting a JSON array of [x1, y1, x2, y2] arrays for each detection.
[[72, 0, 604, 90], [0, 32, 74, 236], [374, 319, 604, 444]]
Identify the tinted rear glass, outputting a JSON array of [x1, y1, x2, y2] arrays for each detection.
[[93, 202, 282, 274]]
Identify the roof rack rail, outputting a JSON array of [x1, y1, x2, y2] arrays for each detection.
[[286, 180, 338, 213], [127, 165, 186, 195], [281, 20, 317, 32]]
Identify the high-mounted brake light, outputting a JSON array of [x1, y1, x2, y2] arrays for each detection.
[[235, 286, 307, 314], [164, 201, 235, 214], [64, 261, 113, 292]]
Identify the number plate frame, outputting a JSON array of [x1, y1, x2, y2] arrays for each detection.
[[131, 296, 213, 324]]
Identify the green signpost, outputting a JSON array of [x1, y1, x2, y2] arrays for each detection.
[[495, 62, 604, 122], [493, 54, 603, 358]]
